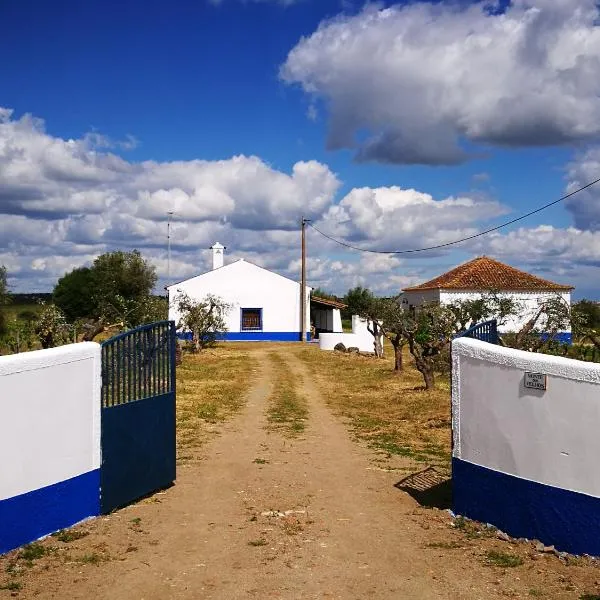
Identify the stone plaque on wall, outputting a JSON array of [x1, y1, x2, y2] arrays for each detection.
[[524, 372, 547, 391]]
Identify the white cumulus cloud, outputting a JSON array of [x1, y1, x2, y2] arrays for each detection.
[[566, 146, 600, 231], [281, 0, 600, 165], [2, 106, 599, 296]]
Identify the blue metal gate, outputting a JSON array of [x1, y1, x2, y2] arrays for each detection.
[[454, 319, 499, 344], [100, 321, 176, 514]]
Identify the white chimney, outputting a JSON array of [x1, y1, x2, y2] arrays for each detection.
[[211, 242, 225, 270]]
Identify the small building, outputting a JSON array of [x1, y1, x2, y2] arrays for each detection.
[[310, 296, 345, 338], [167, 243, 343, 342], [402, 256, 574, 342]]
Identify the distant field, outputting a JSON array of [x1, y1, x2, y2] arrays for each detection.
[[1, 302, 45, 320]]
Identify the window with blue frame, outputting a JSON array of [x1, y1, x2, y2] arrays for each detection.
[[241, 308, 262, 331]]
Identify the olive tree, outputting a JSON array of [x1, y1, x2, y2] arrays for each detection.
[[175, 293, 231, 351], [34, 304, 71, 349], [373, 297, 406, 371], [446, 291, 520, 333], [355, 296, 384, 358], [399, 303, 457, 390], [507, 294, 576, 352]]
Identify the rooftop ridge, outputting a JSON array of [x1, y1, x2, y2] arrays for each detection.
[[403, 256, 573, 292]]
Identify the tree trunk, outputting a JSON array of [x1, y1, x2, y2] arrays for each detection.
[[588, 333, 600, 350], [393, 342, 403, 372], [414, 357, 435, 389], [82, 321, 106, 342], [422, 367, 435, 390], [368, 321, 383, 358], [374, 335, 383, 358]]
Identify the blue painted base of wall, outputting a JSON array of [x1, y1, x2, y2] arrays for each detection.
[[0, 470, 100, 555], [541, 332, 572, 345], [453, 458, 600, 556], [177, 331, 311, 342], [498, 332, 572, 345]]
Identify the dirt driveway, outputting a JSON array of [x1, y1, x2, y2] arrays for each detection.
[[1, 346, 598, 599]]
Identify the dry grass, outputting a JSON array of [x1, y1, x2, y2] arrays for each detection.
[[267, 352, 308, 437], [176, 344, 256, 457], [296, 343, 451, 468]]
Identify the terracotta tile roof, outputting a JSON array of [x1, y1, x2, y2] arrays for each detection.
[[403, 256, 574, 292], [311, 295, 347, 309]]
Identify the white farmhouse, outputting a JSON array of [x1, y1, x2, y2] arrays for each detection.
[[402, 256, 574, 343], [167, 243, 343, 342]]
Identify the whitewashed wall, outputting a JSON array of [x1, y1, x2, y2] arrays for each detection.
[[404, 289, 571, 334], [0, 343, 101, 554], [319, 316, 382, 354], [442, 290, 571, 333], [168, 259, 311, 340], [452, 338, 600, 555], [402, 288, 441, 307]]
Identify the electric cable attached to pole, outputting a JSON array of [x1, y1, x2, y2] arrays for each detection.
[[306, 175, 600, 255]]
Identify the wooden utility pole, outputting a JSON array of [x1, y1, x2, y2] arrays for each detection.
[[167, 211, 174, 289], [300, 217, 308, 342]]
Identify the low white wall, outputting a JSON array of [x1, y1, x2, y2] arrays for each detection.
[[319, 316, 382, 354], [0, 343, 101, 553], [452, 337, 600, 554], [452, 338, 600, 494], [332, 308, 343, 333]]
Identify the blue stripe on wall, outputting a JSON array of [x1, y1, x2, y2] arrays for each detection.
[[0, 470, 100, 555], [540, 332, 572, 345], [453, 458, 600, 556], [177, 332, 311, 342]]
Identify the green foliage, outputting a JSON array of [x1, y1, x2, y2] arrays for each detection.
[[524, 340, 600, 364], [1, 317, 36, 353], [0, 265, 8, 306], [342, 286, 374, 320], [573, 299, 600, 331], [34, 303, 71, 349], [52, 529, 89, 543], [485, 549, 524, 568], [0, 266, 9, 336], [53, 267, 97, 322], [17, 309, 39, 323], [374, 297, 408, 370], [175, 293, 231, 350], [19, 542, 50, 562], [139, 295, 168, 323], [92, 250, 157, 326], [447, 291, 519, 332], [52, 250, 158, 328], [0, 581, 22, 591], [502, 294, 575, 353], [366, 300, 456, 388], [311, 288, 339, 302], [362, 292, 528, 386]]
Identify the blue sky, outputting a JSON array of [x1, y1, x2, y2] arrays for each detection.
[[1, 0, 600, 298]]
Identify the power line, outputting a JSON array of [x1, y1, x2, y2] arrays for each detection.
[[307, 175, 600, 255]]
